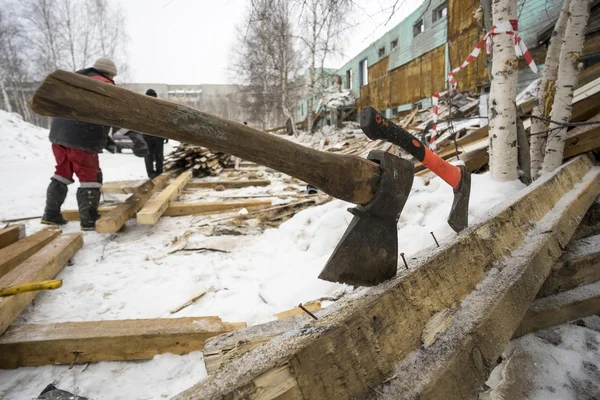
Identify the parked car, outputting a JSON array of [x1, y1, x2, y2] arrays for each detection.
[[111, 128, 134, 153]]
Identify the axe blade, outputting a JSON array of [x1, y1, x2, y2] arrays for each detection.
[[447, 165, 471, 232], [318, 212, 399, 286], [319, 150, 414, 287]]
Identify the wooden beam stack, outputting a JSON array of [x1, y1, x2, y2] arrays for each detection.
[[165, 144, 234, 177]]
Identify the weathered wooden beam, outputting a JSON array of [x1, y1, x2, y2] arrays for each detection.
[[0, 233, 82, 336], [0, 228, 61, 278], [380, 159, 600, 399], [95, 172, 174, 232], [173, 155, 600, 400], [514, 281, 600, 338], [163, 199, 272, 217], [186, 180, 271, 189], [0, 316, 246, 369], [563, 113, 600, 159], [137, 170, 193, 225], [538, 233, 600, 297], [101, 179, 153, 195], [29, 70, 381, 205], [0, 225, 25, 250]]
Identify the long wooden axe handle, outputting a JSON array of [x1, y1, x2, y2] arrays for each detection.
[[28, 70, 381, 205]]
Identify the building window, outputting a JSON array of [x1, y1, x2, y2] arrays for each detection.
[[391, 38, 398, 50], [413, 19, 424, 37], [392, 108, 399, 117], [378, 46, 385, 58], [346, 69, 353, 89], [432, 3, 447, 23], [359, 59, 369, 86]]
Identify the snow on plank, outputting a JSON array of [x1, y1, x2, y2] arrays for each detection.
[[0, 224, 25, 250], [173, 155, 600, 400], [0, 228, 61, 279], [136, 169, 193, 225], [0, 317, 246, 369], [0, 233, 82, 336]]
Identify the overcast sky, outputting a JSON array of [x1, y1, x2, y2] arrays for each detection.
[[122, 0, 424, 84]]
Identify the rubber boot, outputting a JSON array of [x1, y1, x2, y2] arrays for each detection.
[[77, 187, 101, 231], [41, 178, 68, 226]]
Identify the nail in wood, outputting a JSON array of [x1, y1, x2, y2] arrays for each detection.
[[400, 252, 408, 270], [430, 231, 440, 247], [299, 303, 318, 320]]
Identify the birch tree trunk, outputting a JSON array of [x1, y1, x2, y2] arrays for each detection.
[[306, 0, 318, 133], [541, 0, 591, 174], [530, 0, 570, 179], [0, 80, 12, 113], [488, 0, 519, 181]]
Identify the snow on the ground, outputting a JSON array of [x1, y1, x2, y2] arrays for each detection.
[[482, 316, 600, 400], [0, 109, 581, 400]]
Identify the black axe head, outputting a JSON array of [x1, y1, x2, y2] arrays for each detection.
[[318, 150, 414, 286], [447, 165, 471, 233]]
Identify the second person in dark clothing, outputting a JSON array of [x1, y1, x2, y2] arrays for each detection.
[[143, 89, 168, 179]]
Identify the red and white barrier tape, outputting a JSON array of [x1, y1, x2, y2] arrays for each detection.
[[430, 20, 537, 150], [430, 92, 440, 151]]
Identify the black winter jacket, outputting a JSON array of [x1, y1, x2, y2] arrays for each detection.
[[49, 68, 115, 153]]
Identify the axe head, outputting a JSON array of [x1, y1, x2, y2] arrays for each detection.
[[447, 165, 471, 233], [319, 150, 414, 286]]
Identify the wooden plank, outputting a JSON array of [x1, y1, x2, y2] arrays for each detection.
[[163, 199, 272, 217], [137, 169, 193, 225], [563, 113, 600, 158], [95, 172, 174, 233], [538, 233, 600, 297], [274, 302, 321, 320], [0, 225, 25, 250], [173, 155, 600, 399], [186, 180, 271, 189], [0, 228, 61, 279], [0, 317, 247, 369], [101, 179, 152, 195], [0, 233, 83, 336], [514, 282, 600, 338]]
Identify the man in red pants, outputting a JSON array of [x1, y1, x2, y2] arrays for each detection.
[[41, 57, 118, 230]]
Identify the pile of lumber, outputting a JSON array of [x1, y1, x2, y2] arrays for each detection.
[[164, 144, 234, 177]]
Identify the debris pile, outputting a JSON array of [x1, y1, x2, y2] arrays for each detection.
[[164, 144, 235, 176]]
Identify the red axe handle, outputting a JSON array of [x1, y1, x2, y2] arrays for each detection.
[[360, 106, 462, 190]]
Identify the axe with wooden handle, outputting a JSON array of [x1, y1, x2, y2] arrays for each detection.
[[28, 70, 415, 286], [360, 106, 471, 232]]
